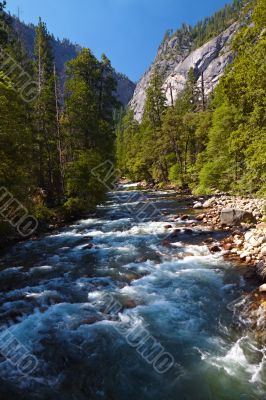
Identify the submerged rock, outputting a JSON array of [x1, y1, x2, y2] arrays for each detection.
[[170, 229, 181, 239], [83, 243, 94, 250], [125, 274, 141, 283], [209, 244, 221, 253], [80, 316, 101, 325], [180, 252, 194, 258], [161, 239, 171, 247], [124, 299, 137, 309], [233, 290, 266, 344]]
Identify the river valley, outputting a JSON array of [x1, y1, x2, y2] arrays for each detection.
[[0, 185, 265, 400]]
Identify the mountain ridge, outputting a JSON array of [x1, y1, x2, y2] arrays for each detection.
[[11, 16, 136, 105], [130, 0, 242, 120]]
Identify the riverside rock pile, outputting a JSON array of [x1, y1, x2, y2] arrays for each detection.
[[221, 223, 266, 271], [192, 194, 266, 341], [193, 195, 265, 228], [193, 195, 266, 278]]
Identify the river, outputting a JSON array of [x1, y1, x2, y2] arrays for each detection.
[[0, 185, 265, 399]]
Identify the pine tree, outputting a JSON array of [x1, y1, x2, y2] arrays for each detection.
[[0, 1, 9, 47], [143, 68, 167, 129], [0, 1, 34, 201], [199, 0, 266, 195], [64, 48, 100, 152], [33, 18, 63, 205], [115, 108, 140, 177], [183, 68, 201, 112], [63, 48, 118, 213], [0, 72, 33, 198], [98, 53, 119, 121]]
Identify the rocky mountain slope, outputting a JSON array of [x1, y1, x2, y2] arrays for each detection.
[[130, 18, 240, 121], [12, 17, 135, 105]]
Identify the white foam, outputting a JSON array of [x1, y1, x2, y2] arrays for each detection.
[[120, 183, 140, 188], [200, 336, 266, 384], [0, 187, 262, 396], [0, 266, 24, 278], [30, 266, 53, 273]]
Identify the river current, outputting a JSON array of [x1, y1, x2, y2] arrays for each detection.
[[0, 185, 265, 399]]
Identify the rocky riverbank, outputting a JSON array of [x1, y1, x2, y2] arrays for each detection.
[[191, 194, 266, 342], [0, 211, 92, 254], [134, 182, 266, 272], [191, 195, 266, 275]]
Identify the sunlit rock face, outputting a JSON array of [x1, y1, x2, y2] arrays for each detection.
[[114, 72, 136, 106], [130, 23, 238, 121]]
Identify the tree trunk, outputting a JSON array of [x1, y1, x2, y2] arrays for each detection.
[[54, 64, 65, 197]]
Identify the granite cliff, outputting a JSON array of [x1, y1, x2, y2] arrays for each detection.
[[130, 22, 239, 121]]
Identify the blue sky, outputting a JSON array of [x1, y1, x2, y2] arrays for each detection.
[[6, 0, 231, 82]]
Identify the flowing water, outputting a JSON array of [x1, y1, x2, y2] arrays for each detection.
[[0, 186, 265, 399]]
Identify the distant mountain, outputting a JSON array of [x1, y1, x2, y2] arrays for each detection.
[[11, 17, 136, 105], [130, 0, 243, 120]]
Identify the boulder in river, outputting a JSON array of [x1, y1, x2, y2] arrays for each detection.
[[193, 202, 203, 209], [123, 299, 137, 309], [223, 243, 233, 251], [161, 239, 171, 247], [209, 244, 221, 253], [170, 228, 181, 238], [240, 251, 251, 260], [80, 316, 100, 325], [196, 213, 205, 221], [83, 243, 94, 250], [259, 284, 266, 293], [220, 208, 256, 227], [203, 198, 216, 208]]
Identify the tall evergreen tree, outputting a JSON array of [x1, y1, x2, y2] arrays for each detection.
[[33, 19, 63, 205], [63, 48, 118, 213], [0, 1, 9, 47], [64, 48, 101, 152], [199, 0, 266, 195], [143, 69, 167, 129]]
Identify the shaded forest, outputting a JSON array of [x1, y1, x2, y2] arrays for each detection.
[[0, 1, 120, 237]]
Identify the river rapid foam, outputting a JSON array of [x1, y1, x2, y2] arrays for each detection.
[[0, 187, 265, 399]]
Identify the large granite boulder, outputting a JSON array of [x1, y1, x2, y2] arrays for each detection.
[[220, 208, 256, 227]]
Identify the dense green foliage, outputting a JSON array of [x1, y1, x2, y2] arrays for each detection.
[[0, 2, 119, 237], [161, 0, 243, 57], [116, 0, 266, 196], [199, 0, 266, 195], [33, 18, 64, 205], [191, 0, 242, 49], [0, 0, 265, 241], [63, 50, 119, 213], [0, 3, 34, 202]]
